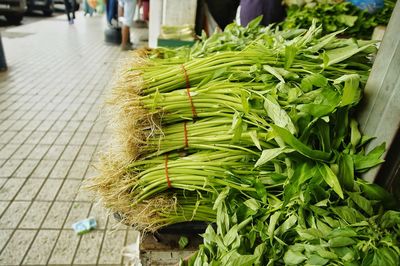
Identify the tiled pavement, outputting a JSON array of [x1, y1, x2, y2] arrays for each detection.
[[0, 12, 138, 265]]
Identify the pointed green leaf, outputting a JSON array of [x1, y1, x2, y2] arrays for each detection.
[[350, 119, 361, 149], [275, 214, 297, 236], [285, 45, 298, 69], [334, 74, 361, 107], [243, 198, 260, 211], [324, 42, 376, 66], [329, 237, 356, 247], [352, 143, 385, 171], [348, 192, 373, 216], [223, 224, 238, 247], [268, 211, 281, 240], [271, 125, 332, 161], [255, 147, 294, 167], [318, 163, 344, 199], [264, 96, 297, 134], [284, 250, 307, 265], [248, 130, 262, 150], [263, 65, 285, 83], [338, 154, 355, 191]]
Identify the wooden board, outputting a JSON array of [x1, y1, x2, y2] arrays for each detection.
[[357, 0, 400, 184]]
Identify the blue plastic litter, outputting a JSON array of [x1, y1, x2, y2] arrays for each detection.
[[72, 218, 97, 235], [348, 0, 384, 13]]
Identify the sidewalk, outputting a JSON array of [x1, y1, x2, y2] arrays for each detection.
[[0, 12, 135, 265]]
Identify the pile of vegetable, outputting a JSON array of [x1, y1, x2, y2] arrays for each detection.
[[89, 19, 400, 265], [281, 0, 396, 39]]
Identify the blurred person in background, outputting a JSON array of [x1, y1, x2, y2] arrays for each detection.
[[240, 0, 285, 26], [138, 0, 149, 21], [196, 0, 285, 34], [105, 0, 119, 26], [119, 0, 137, 50], [64, 0, 76, 24]]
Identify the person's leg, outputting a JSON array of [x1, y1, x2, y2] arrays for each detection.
[[261, 0, 285, 26], [71, 0, 76, 19], [205, 0, 240, 30], [121, 0, 136, 50], [121, 25, 130, 49], [106, 0, 112, 23], [239, 0, 263, 27], [64, 0, 72, 21]]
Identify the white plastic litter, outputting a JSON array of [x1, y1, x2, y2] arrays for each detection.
[[122, 230, 142, 266]]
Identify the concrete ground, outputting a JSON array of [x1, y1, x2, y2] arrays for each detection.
[[0, 11, 139, 266]]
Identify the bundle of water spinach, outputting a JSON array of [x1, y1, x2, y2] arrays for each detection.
[[88, 19, 400, 265]]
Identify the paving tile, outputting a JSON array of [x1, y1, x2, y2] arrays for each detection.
[[64, 121, 81, 132], [60, 111, 75, 122], [43, 145, 66, 160], [0, 202, 9, 217], [19, 110, 37, 121], [0, 230, 36, 265], [67, 160, 90, 180], [85, 111, 100, 123], [107, 215, 126, 230], [10, 130, 31, 144], [74, 186, 95, 202], [39, 131, 59, 145], [0, 131, 18, 144], [64, 202, 92, 229], [88, 203, 108, 230], [0, 144, 20, 160], [42, 202, 72, 229], [13, 159, 40, 178], [69, 132, 89, 146], [0, 120, 15, 131], [23, 120, 43, 131], [0, 178, 6, 188], [36, 179, 63, 201], [0, 201, 30, 228], [56, 180, 82, 201], [48, 230, 80, 265], [27, 144, 51, 160], [77, 121, 94, 133], [22, 230, 59, 265], [19, 201, 52, 229], [54, 132, 74, 145], [84, 164, 98, 179], [90, 120, 106, 133], [71, 112, 89, 122], [25, 131, 46, 145], [31, 160, 57, 178], [15, 178, 45, 201], [47, 112, 64, 121], [50, 120, 68, 131], [49, 160, 73, 179], [98, 230, 125, 264], [73, 230, 104, 264], [0, 13, 126, 266], [75, 146, 96, 162], [0, 178, 25, 200], [12, 144, 36, 159], [84, 132, 102, 145], [7, 119, 29, 131], [36, 120, 54, 131], [59, 145, 81, 161], [0, 159, 23, 178], [0, 110, 13, 120], [0, 230, 13, 251]]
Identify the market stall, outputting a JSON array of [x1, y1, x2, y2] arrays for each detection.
[[89, 1, 400, 264]]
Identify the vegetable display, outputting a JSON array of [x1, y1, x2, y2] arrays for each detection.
[[88, 19, 400, 265], [281, 0, 396, 39]]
